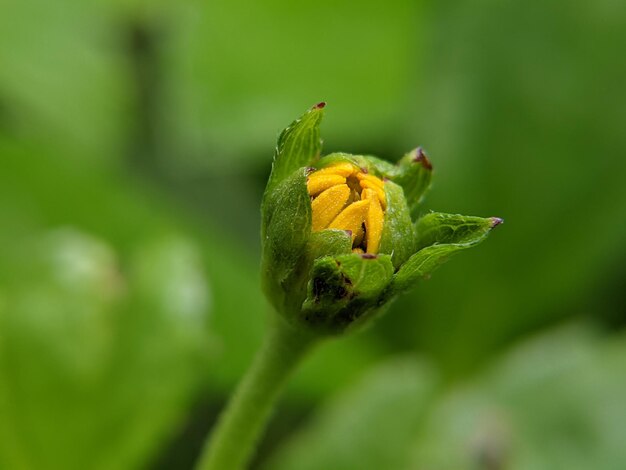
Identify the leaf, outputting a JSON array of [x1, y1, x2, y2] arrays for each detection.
[[265, 104, 325, 194], [415, 212, 499, 251], [408, 326, 626, 470], [0, 230, 213, 470], [389, 148, 433, 218], [261, 168, 312, 316], [263, 357, 437, 470], [270, 326, 626, 470], [392, 213, 501, 293]]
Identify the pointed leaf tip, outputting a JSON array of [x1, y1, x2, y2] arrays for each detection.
[[266, 106, 325, 193], [490, 217, 504, 228], [414, 147, 433, 170]]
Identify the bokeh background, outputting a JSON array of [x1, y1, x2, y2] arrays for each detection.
[[1, 0, 626, 469]]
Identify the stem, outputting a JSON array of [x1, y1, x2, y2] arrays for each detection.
[[195, 318, 318, 470]]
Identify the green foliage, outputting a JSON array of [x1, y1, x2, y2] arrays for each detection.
[[267, 104, 325, 194], [263, 358, 438, 470], [0, 229, 211, 470], [261, 167, 313, 317], [0, 0, 624, 467], [267, 326, 626, 470]]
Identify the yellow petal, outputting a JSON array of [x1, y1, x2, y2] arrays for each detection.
[[360, 180, 386, 209], [329, 199, 370, 241], [352, 247, 365, 254], [307, 173, 346, 196], [356, 172, 385, 190], [363, 188, 384, 254], [311, 184, 350, 231], [314, 162, 356, 178]]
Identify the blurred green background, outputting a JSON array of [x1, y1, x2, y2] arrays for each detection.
[[1, 0, 625, 469]]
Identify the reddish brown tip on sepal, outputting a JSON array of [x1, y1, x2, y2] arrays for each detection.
[[413, 147, 433, 170], [314, 102, 326, 109], [490, 217, 504, 228], [360, 253, 377, 259]]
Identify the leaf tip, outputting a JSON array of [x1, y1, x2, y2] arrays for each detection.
[[490, 217, 504, 228], [413, 147, 433, 170], [314, 101, 327, 109]]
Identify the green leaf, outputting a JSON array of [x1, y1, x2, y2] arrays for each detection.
[[270, 326, 626, 470], [261, 168, 312, 316], [0, 230, 212, 470], [301, 253, 394, 334], [263, 357, 437, 470], [266, 104, 325, 194], [415, 212, 499, 251], [392, 213, 501, 293], [379, 180, 415, 269], [391, 148, 433, 218], [409, 326, 626, 470]]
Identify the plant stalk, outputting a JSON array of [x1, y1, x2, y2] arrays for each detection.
[[195, 318, 318, 470]]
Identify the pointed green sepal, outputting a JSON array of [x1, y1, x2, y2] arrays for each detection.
[[415, 212, 501, 251], [379, 180, 415, 269], [261, 168, 312, 313], [301, 253, 394, 334], [391, 148, 433, 218], [266, 103, 325, 194], [391, 213, 502, 293]]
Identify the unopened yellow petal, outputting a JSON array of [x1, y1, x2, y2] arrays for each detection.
[[311, 184, 350, 231], [363, 188, 384, 254], [307, 173, 346, 196], [329, 199, 370, 241], [314, 162, 356, 178], [360, 180, 386, 209], [356, 172, 385, 190]]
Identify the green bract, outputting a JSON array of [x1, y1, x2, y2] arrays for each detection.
[[261, 104, 501, 336]]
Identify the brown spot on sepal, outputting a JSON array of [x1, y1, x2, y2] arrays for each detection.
[[413, 147, 433, 170]]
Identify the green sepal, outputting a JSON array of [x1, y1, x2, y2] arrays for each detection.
[[391, 213, 502, 293], [307, 229, 353, 260], [277, 229, 353, 319], [261, 167, 312, 314], [391, 148, 433, 218], [415, 212, 499, 251], [266, 103, 325, 194], [314, 153, 391, 178], [314, 153, 361, 171], [379, 180, 415, 270], [301, 253, 394, 334]]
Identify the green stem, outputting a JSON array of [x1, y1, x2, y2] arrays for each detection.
[[195, 318, 318, 470]]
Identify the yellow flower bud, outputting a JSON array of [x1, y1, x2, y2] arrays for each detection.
[[307, 163, 386, 254]]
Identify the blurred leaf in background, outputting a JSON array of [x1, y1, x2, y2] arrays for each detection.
[[380, 0, 626, 375], [267, 325, 626, 470]]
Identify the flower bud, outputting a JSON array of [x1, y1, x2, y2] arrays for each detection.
[[261, 104, 501, 336]]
